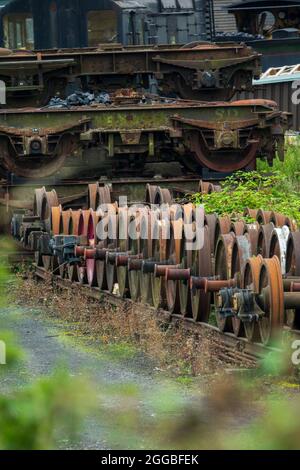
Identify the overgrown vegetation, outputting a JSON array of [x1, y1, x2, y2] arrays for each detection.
[[0, 239, 96, 450], [12, 275, 243, 376], [192, 142, 300, 224]]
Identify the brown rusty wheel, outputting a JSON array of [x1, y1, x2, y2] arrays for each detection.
[[128, 210, 141, 302], [214, 233, 235, 332], [242, 255, 263, 342], [85, 210, 100, 287], [286, 232, 300, 277], [270, 212, 288, 228], [257, 223, 274, 258], [204, 214, 218, 255], [190, 131, 259, 172], [67, 209, 82, 282], [165, 218, 182, 314], [178, 204, 195, 317], [139, 208, 153, 306], [256, 209, 272, 225], [230, 220, 246, 236], [151, 214, 168, 310], [231, 234, 253, 337], [41, 190, 59, 232], [51, 206, 62, 235], [154, 187, 172, 205], [145, 184, 158, 205], [105, 205, 118, 293], [285, 232, 300, 329], [59, 209, 72, 279], [243, 223, 259, 255], [214, 215, 231, 251], [88, 183, 99, 210], [268, 227, 290, 275], [199, 180, 218, 195], [243, 208, 259, 220], [116, 207, 129, 298], [76, 209, 93, 284], [258, 257, 284, 346], [33, 187, 46, 218], [190, 225, 212, 322]]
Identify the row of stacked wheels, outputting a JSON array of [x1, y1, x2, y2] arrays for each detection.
[[13, 183, 300, 347]]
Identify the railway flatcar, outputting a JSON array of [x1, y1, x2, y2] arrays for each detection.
[[216, 0, 300, 70]]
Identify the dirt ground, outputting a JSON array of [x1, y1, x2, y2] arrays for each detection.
[[1, 276, 300, 450]]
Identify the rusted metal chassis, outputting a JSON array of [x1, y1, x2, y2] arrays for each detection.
[[0, 43, 261, 101], [33, 264, 267, 364], [0, 100, 286, 178]]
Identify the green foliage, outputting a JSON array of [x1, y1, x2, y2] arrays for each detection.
[[192, 170, 300, 224], [258, 140, 300, 191], [0, 369, 95, 450]]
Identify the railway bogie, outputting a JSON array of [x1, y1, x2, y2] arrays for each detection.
[[0, 98, 290, 182]]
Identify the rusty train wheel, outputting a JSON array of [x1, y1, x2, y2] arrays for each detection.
[[243, 208, 259, 220], [230, 220, 246, 236], [88, 183, 99, 211], [154, 187, 172, 205], [257, 223, 274, 258], [190, 131, 259, 172], [190, 225, 212, 322], [230, 235, 253, 337], [268, 227, 290, 275], [33, 187, 46, 217], [214, 233, 235, 332], [204, 214, 218, 255], [151, 214, 168, 310], [85, 211, 100, 287], [258, 257, 284, 346], [178, 204, 194, 317], [285, 232, 300, 329], [165, 218, 182, 314], [51, 206, 62, 235], [243, 223, 259, 255], [139, 209, 153, 306], [116, 207, 129, 298], [256, 209, 272, 225], [76, 209, 93, 285], [67, 209, 82, 282], [145, 184, 158, 205], [214, 215, 231, 251], [242, 255, 263, 343], [270, 212, 288, 228], [128, 211, 141, 302], [105, 205, 118, 293]]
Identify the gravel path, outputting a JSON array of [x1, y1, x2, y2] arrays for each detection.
[[0, 306, 203, 450]]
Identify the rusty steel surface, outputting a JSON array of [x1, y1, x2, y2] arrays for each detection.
[[258, 257, 285, 346], [0, 98, 290, 180], [0, 42, 261, 106]]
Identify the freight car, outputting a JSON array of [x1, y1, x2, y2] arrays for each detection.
[[0, 42, 261, 106], [216, 0, 300, 71], [0, 97, 290, 181]]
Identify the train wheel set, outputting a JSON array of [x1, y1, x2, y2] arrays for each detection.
[[11, 183, 300, 349]]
